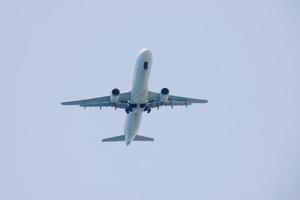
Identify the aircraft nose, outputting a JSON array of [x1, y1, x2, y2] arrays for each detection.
[[138, 48, 152, 61]]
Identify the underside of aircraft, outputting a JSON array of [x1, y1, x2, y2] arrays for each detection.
[[61, 49, 208, 145]]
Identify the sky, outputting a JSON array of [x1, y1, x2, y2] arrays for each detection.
[[0, 0, 299, 199]]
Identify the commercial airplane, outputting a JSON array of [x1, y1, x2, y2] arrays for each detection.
[[61, 49, 208, 145]]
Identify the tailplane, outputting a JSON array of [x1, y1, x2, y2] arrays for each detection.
[[102, 135, 125, 142], [133, 135, 154, 141], [102, 135, 154, 142]]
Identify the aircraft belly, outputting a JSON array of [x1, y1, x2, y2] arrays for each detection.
[[130, 63, 150, 103], [124, 48, 152, 144], [124, 111, 142, 142]]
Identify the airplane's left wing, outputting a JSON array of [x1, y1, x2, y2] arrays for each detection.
[[61, 92, 130, 109], [147, 91, 208, 108]]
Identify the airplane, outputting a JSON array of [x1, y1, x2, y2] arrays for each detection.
[[61, 49, 208, 145]]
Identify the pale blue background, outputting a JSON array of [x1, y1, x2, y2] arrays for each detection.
[[1, 0, 299, 199]]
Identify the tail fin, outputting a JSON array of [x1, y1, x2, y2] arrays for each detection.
[[102, 135, 125, 142], [134, 135, 154, 141]]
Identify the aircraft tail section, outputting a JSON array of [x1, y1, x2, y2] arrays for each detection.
[[102, 135, 154, 142], [133, 135, 154, 141], [102, 135, 125, 142]]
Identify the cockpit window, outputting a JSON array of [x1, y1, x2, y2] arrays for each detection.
[[143, 62, 148, 70]]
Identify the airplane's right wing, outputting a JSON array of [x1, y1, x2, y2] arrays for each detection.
[[61, 92, 131, 109]]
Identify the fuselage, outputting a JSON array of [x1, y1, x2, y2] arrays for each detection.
[[124, 49, 153, 145]]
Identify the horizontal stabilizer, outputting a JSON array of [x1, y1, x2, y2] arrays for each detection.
[[134, 135, 154, 141], [102, 135, 125, 142], [102, 135, 154, 143]]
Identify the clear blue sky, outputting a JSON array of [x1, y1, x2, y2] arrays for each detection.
[[1, 0, 299, 199]]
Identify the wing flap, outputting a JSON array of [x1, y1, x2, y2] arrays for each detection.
[[61, 92, 131, 109], [61, 96, 110, 106], [147, 91, 208, 108]]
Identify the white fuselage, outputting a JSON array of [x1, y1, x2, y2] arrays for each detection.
[[124, 49, 152, 145]]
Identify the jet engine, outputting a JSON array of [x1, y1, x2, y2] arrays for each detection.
[[110, 88, 120, 103], [160, 88, 169, 102]]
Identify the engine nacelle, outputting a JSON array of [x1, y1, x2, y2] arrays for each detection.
[[160, 88, 169, 102], [110, 88, 120, 103]]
